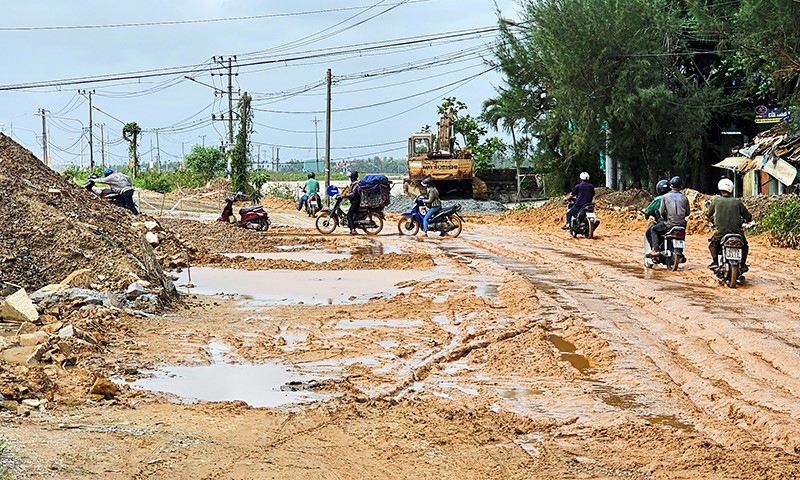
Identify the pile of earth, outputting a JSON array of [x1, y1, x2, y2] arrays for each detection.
[[0, 134, 169, 295], [594, 187, 653, 210]]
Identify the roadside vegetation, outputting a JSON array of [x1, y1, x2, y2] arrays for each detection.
[[761, 198, 800, 248]]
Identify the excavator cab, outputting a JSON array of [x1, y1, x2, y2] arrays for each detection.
[[408, 133, 433, 157]]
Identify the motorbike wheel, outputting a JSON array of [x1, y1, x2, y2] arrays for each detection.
[[258, 218, 270, 232], [315, 212, 338, 235], [442, 215, 463, 238], [362, 213, 384, 236], [671, 253, 680, 271], [569, 222, 578, 238], [728, 265, 738, 289], [587, 220, 595, 239], [397, 217, 419, 236]]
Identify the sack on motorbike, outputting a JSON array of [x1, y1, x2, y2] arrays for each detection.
[[360, 189, 390, 209], [358, 175, 391, 194]]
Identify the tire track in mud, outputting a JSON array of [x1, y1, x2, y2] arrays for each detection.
[[455, 229, 800, 453]]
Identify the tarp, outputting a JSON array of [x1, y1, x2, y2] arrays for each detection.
[[758, 155, 798, 186]]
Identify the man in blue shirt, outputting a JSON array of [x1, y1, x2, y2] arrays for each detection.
[[562, 172, 595, 230]]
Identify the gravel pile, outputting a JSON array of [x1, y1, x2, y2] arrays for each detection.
[[385, 195, 505, 214]]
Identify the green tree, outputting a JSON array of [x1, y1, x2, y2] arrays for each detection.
[[231, 92, 254, 195], [184, 145, 225, 182], [122, 122, 141, 178]]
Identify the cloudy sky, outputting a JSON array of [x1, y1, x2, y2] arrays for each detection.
[[1, 0, 520, 170]]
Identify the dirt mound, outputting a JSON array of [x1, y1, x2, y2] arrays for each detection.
[[0, 134, 168, 293], [595, 187, 653, 210]]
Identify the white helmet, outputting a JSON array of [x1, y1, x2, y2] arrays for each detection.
[[718, 178, 734, 193], [579, 172, 590, 181]]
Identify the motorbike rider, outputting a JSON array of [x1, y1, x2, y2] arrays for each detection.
[[297, 171, 320, 211], [420, 177, 441, 237], [651, 176, 690, 258], [706, 178, 752, 271], [643, 179, 670, 253], [562, 172, 595, 230], [344, 171, 361, 235], [93, 167, 139, 215]]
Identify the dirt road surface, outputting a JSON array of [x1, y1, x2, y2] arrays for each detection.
[[3, 197, 800, 479]]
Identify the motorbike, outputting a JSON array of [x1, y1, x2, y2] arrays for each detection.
[[304, 193, 322, 217], [315, 194, 385, 235], [644, 224, 687, 271], [217, 193, 271, 231], [397, 197, 464, 238], [714, 233, 747, 288], [567, 201, 600, 239], [81, 174, 138, 214]]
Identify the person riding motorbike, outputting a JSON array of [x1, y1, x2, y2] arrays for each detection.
[[651, 176, 690, 258], [706, 178, 752, 271], [344, 171, 361, 235], [562, 172, 595, 230], [93, 167, 139, 214], [297, 171, 320, 212], [643, 179, 670, 253], [419, 178, 441, 237]]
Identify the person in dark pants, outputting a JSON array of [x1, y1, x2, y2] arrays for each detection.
[[94, 167, 139, 215], [643, 179, 670, 252], [344, 171, 361, 235], [706, 178, 752, 270], [562, 172, 594, 230]]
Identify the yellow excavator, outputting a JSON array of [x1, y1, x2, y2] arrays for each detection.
[[403, 109, 488, 200]]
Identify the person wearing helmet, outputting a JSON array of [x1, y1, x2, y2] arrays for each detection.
[[419, 178, 441, 237], [344, 171, 361, 234], [651, 176, 690, 257], [562, 172, 595, 230], [706, 178, 752, 270], [297, 171, 320, 211], [93, 167, 139, 215], [642, 180, 670, 252]]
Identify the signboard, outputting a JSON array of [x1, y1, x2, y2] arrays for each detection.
[[754, 105, 790, 124], [326, 185, 339, 197]]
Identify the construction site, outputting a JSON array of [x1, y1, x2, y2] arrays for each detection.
[[2, 130, 800, 479]]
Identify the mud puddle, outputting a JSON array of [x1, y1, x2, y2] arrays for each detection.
[[222, 251, 350, 262], [120, 343, 334, 407], [549, 334, 593, 373], [174, 267, 431, 305]]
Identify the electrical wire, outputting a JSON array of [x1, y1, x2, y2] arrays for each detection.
[[0, 2, 432, 31]]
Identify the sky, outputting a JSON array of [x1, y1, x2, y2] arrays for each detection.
[[0, 0, 520, 171]]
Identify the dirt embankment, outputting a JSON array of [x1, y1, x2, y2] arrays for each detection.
[[0, 134, 168, 293]]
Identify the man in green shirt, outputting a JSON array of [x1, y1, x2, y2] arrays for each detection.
[[297, 172, 320, 211], [706, 178, 752, 270], [643, 180, 670, 253]]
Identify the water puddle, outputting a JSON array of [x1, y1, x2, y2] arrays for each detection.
[[336, 319, 424, 330], [376, 340, 399, 349], [222, 251, 349, 262], [643, 414, 695, 431], [498, 387, 544, 399], [548, 334, 593, 373], [175, 267, 430, 305], [120, 343, 332, 408]]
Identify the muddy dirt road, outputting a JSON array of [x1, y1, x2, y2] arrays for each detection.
[[3, 201, 800, 479]]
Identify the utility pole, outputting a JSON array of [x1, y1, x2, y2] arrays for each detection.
[[155, 129, 162, 172], [312, 116, 320, 173], [37, 108, 48, 164], [199, 134, 206, 147], [257, 144, 261, 170], [149, 138, 154, 170], [210, 56, 237, 174], [325, 68, 332, 202], [79, 89, 95, 169], [96, 123, 105, 168]]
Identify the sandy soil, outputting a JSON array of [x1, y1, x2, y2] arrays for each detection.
[[3, 198, 800, 479]]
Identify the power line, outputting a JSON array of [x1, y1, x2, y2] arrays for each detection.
[[0, 2, 432, 31], [0, 26, 499, 91]]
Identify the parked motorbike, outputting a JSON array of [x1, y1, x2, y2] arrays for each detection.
[[217, 193, 271, 231], [304, 193, 322, 217], [397, 197, 464, 238], [315, 194, 384, 235], [644, 224, 687, 271], [567, 201, 600, 239], [81, 174, 138, 214], [714, 233, 747, 288]]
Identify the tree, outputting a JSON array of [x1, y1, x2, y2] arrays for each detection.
[[231, 92, 254, 195], [184, 145, 226, 182], [122, 122, 141, 178]]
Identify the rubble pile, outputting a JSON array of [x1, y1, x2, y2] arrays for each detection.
[[0, 133, 169, 293], [595, 187, 653, 210]]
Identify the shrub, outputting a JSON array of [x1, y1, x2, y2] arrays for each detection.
[[761, 198, 800, 248], [263, 183, 295, 200]]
